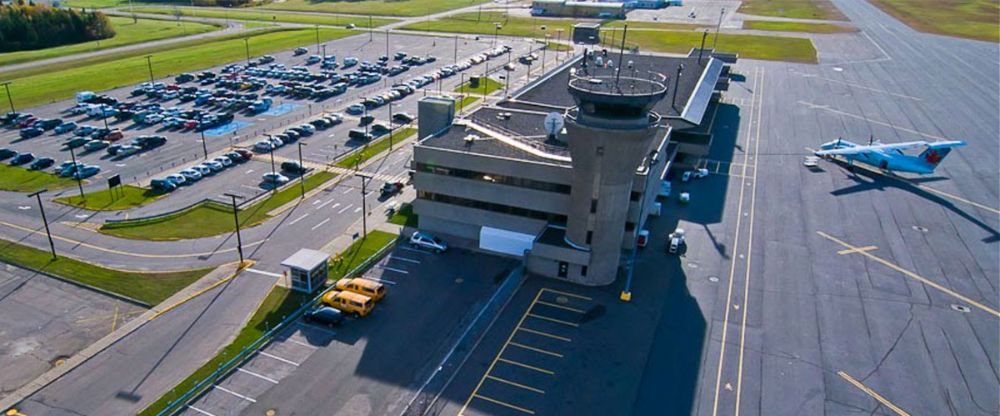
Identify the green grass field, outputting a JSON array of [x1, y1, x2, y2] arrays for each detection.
[[335, 127, 417, 168], [455, 76, 502, 95], [624, 30, 818, 64], [602, 20, 706, 31], [261, 0, 489, 17], [400, 11, 574, 39], [54, 184, 165, 211], [329, 230, 396, 280], [738, 0, 847, 21], [0, 17, 219, 68], [0, 238, 211, 305], [0, 27, 354, 110], [868, 0, 998, 42], [0, 164, 79, 193], [100, 171, 338, 240], [60, 0, 179, 8], [132, 7, 399, 28], [742, 20, 857, 33], [388, 203, 417, 227]]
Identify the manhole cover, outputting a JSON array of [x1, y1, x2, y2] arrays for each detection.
[[912, 225, 928, 233], [708, 276, 719, 283], [454, 278, 464, 284], [555, 296, 569, 304], [950, 304, 971, 313], [265, 409, 277, 416]]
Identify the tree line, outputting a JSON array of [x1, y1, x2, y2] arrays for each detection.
[[0, 2, 116, 53]]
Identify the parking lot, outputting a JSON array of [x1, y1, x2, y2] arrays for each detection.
[[0, 263, 145, 399], [1, 32, 541, 204], [180, 246, 517, 416]]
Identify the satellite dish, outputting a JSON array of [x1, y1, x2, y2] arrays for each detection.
[[544, 112, 565, 137]]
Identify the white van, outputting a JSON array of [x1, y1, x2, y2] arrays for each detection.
[[76, 91, 96, 103]]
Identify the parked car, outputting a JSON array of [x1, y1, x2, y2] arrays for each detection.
[[9, 152, 35, 165], [150, 178, 178, 192], [380, 181, 404, 196], [84, 140, 110, 151], [320, 290, 373, 317], [179, 168, 203, 181], [64, 137, 90, 149], [334, 278, 386, 302], [19, 127, 44, 139], [132, 135, 167, 149], [281, 161, 306, 174], [56, 161, 84, 177], [116, 145, 141, 157], [29, 157, 55, 170], [234, 149, 254, 160], [262, 172, 289, 185], [392, 112, 415, 123], [54, 121, 78, 134], [409, 231, 448, 253], [346, 104, 365, 114], [0, 148, 17, 160], [73, 165, 101, 179], [165, 174, 187, 186], [192, 164, 213, 176], [293, 47, 308, 56], [303, 305, 344, 326], [204, 161, 224, 172], [213, 156, 233, 168]]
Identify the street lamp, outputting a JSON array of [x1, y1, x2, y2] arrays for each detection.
[[1, 81, 14, 113], [68, 146, 85, 200], [244, 37, 250, 65], [459, 73, 466, 113], [198, 113, 208, 159], [621, 149, 659, 302], [314, 25, 320, 54], [713, 8, 726, 51], [355, 172, 372, 237], [555, 29, 564, 61], [223, 193, 245, 264], [387, 99, 394, 152], [297, 142, 308, 198], [541, 33, 550, 73], [268, 136, 277, 190], [493, 23, 501, 48], [27, 190, 56, 260], [144, 55, 154, 84]]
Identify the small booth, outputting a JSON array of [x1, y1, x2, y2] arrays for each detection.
[[281, 249, 329, 294]]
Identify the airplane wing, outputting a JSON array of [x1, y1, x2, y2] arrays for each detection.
[[815, 141, 929, 156]]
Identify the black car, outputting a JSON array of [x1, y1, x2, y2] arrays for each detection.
[[359, 115, 375, 125], [29, 157, 54, 170], [282, 130, 301, 141], [304, 305, 343, 326], [310, 118, 330, 129], [281, 160, 306, 174], [1, 112, 22, 125], [348, 129, 373, 142], [10, 152, 34, 165], [370, 123, 391, 134], [224, 151, 245, 163], [19, 127, 44, 139], [0, 148, 17, 160], [392, 112, 415, 123], [133, 135, 167, 149]]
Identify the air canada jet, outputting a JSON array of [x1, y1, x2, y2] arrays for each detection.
[[814, 137, 966, 174]]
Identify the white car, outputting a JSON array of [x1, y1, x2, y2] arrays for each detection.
[[681, 168, 708, 182], [117, 145, 141, 157], [268, 136, 285, 148], [409, 231, 448, 253], [179, 169, 202, 181], [205, 161, 224, 172], [213, 156, 233, 167], [193, 164, 212, 176], [262, 172, 289, 184], [298, 124, 315, 134], [165, 173, 187, 185], [668, 228, 686, 254], [144, 114, 164, 125], [254, 140, 274, 152]]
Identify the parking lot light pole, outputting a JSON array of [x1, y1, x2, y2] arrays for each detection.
[[621, 150, 658, 302], [369, 15, 373, 41], [355, 172, 372, 237], [144, 55, 154, 84], [493, 23, 501, 48], [198, 114, 208, 159], [244, 38, 250, 65], [321, 44, 327, 59], [100, 108, 109, 130], [556, 29, 564, 61], [27, 190, 56, 260], [542, 34, 550, 73], [459, 73, 466, 112], [713, 8, 725, 50], [68, 146, 85, 200], [385, 30, 390, 59], [314, 25, 320, 54], [297, 142, 307, 198], [388, 99, 394, 151], [1, 81, 14, 113], [454, 35, 459, 64], [268, 139, 277, 191], [223, 193, 245, 264]]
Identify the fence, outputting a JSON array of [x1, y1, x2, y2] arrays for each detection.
[[155, 235, 400, 416]]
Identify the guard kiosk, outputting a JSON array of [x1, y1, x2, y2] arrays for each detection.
[[281, 249, 329, 293]]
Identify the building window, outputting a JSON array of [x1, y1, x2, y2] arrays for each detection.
[[590, 199, 598, 213], [581, 266, 588, 276], [630, 191, 641, 201], [418, 191, 568, 224], [586, 231, 593, 244], [414, 162, 571, 194]]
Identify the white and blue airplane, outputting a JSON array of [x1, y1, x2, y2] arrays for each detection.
[[814, 137, 966, 174]]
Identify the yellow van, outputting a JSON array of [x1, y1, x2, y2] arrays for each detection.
[[334, 278, 386, 302], [321, 290, 374, 317]]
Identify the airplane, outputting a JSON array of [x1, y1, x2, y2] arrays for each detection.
[[814, 136, 966, 174]]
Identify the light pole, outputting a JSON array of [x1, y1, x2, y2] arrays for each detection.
[[100, 108, 109, 130], [483, 62, 489, 99], [541, 34, 550, 73], [321, 44, 327, 59], [268, 137, 277, 189], [297, 142, 307, 198], [68, 146, 84, 200], [493, 23, 501, 48], [671, 64, 684, 111], [454, 35, 459, 64], [223, 193, 245, 264], [621, 150, 659, 302], [198, 113, 207, 159], [555, 29, 564, 61], [244, 37, 250, 65], [387, 99, 393, 152], [385, 30, 390, 59], [713, 7, 725, 50], [1, 81, 14, 113], [355, 172, 372, 237], [27, 190, 56, 260], [369, 15, 373, 41], [459, 73, 466, 113], [314, 25, 320, 54], [144, 55, 154, 84]]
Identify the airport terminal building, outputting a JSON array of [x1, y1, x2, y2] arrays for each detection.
[[413, 50, 728, 286]]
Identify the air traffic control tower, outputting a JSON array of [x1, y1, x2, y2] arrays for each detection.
[[561, 72, 667, 285]]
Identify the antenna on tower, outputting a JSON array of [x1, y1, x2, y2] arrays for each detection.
[[614, 24, 628, 92]]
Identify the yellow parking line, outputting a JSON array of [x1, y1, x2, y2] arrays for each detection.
[[498, 358, 555, 375], [535, 300, 586, 314], [528, 313, 579, 327], [838, 371, 911, 416], [518, 327, 572, 342], [486, 375, 545, 394], [817, 231, 1000, 318], [509, 341, 564, 358], [473, 394, 535, 415], [540, 288, 592, 301]]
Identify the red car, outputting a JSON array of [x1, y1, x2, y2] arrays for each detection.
[[184, 120, 199, 130], [235, 148, 254, 160], [17, 117, 37, 128]]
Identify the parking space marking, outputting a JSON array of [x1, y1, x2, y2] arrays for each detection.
[[214, 385, 257, 403], [295, 321, 338, 337], [245, 268, 283, 278], [329, 203, 341, 210], [837, 245, 877, 255], [534, 300, 585, 314], [389, 256, 420, 264], [337, 204, 353, 214], [289, 213, 310, 225], [353, 206, 362, 213], [497, 357, 554, 375], [486, 375, 545, 394], [473, 394, 535, 415], [527, 313, 578, 327], [398, 246, 426, 254], [363, 276, 397, 285], [838, 371, 911, 416], [186, 405, 217, 416], [517, 327, 572, 342], [282, 337, 319, 349], [258, 351, 300, 366], [380, 265, 409, 274], [508, 341, 563, 358], [238, 367, 279, 384], [311, 218, 331, 230]]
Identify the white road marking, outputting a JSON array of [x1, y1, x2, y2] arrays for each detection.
[[282, 337, 319, 349], [329, 203, 341, 210], [214, 385, 257, 403], [390, 256, 420, 264], [311, 218, 331, 230], [289, 213, 310, 225], [238, 367, 279, 384], [75, 214, 89, 219], [245, 169, 254, 174], [380, 266, 409, 274], [186, 405, 217, 416], [398, 246, 425, 254], [337, 204, 353, 214], [246, 268, 283, 278], [797, 101, 949, 141], [312, 199, 322, 205], [17, 206, 31, 210], [353, 207, 362, 213], [258, 351, 299, 366], [316, 199, 335, 209], [363, 276, 397, 285], [341, 187, 353, 194]]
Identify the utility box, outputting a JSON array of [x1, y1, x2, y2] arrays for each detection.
[[572, 23, 601, 45], [281, 249, 329, 293]]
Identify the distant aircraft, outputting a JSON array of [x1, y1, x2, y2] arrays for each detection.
[[814, 137, 966, 174]]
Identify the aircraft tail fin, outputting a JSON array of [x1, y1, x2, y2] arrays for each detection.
[[918, 141, 965, 167]]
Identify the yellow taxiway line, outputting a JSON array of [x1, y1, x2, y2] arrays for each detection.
[[838, 371, 911, 416]]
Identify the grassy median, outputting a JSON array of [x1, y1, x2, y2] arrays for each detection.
[[55, 185, 166, 211], [624, 30, 818, 64], [400, 11, 574, 39], [867, 0, 998, 42], [0, 238, 211, 305], [132, 7, 399, 28], [1, 27, 355, 110], [0, 164, 79, 193], [336, 127, 417, 168], [261, 0, 490, 17], [141, 230, 397, 416], [0, 16, 219, 68], [738, 0, 847, 20], [100, 171, 338, 240], [743, 20, 857, 34], [388, 203, 418, 227]]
